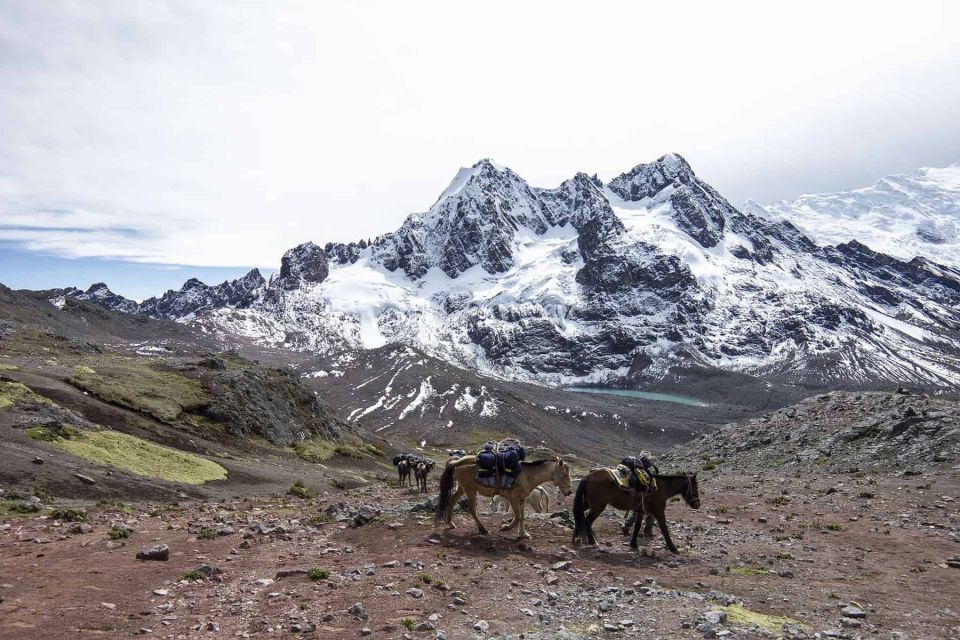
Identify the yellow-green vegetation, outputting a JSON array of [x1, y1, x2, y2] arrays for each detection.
[[180, 569, 205, 582], [67, 360, 209, 424], [50, 508, 87, 523], [418, 572, 434, 584], [97, 499, 132, 513], [400, 618, 415, 631], [364, 443, 384, 457], [28, 426, 227, 485], [291, 437, 336, 463], [109, 525, 131, 540], [826, 522, 843, 531], [721, 604, 808, 634], [288, 479, 311, 499], [0, 363, 19, 371], [306, 568, 330, 581], [702, 458, 725, 471], [0, 500, 41, 521], [197, 527, 219, 540], [73, 365, 96, 374], [0, 381, 52, 409], [333, 443, 363, 459]]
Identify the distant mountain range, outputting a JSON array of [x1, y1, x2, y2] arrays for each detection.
[[48, 156, 960, 390], [749, 164, 960, 268]]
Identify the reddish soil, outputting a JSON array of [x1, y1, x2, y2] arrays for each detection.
[[1, 470, 958, 640]]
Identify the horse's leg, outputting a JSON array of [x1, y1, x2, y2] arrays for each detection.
[[466, 488, 489, 536], [446, 485, 464, 528], [621, 509, 635, 536], [516, 496, 530, 539], [501, 496, 521, 531], [643, 513, 656, 537], [654, 508, 679, 554], [585, 503, 605, 546], [629, 510, 644, 549]]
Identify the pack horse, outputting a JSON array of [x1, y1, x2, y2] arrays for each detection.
[[435, 452, 573, 539]]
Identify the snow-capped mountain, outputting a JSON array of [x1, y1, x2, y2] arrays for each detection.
[[59, 155, 960, 390], [754, 164, 960, 268]]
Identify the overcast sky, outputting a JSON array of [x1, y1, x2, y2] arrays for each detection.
[[2, 1, 959, 298]]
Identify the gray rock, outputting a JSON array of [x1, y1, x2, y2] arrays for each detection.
[[348, 602, 368, 621], [136, 544, 170, 561], [75, 473, 96, 485], [840, 605, 866, 619]]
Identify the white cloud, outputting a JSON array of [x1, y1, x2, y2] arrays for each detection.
[[1, 0, 959, 267]]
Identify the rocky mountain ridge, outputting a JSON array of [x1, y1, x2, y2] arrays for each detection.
[[755, 163, 960, 268], [51, 155, 960, 390]]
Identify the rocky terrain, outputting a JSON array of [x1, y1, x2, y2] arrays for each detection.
[[53, 156, 960, 393], [661, 388, 960, 475], [1, 411, 958, 639]]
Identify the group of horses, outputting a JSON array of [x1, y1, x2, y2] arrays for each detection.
[[429, 452, 701, 553], [394, 455, 435, 492]]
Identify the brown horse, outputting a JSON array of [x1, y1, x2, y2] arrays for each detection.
[[572, 471, 700, 554], [414, 460, 435, 492], [435, 456, 573, 539]]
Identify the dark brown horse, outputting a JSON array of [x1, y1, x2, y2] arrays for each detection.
[[414, 460, 435, 492], [572, 471, 700, 554]]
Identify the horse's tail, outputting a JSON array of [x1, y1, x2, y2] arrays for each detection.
[[572, 476, 589, 544], [434, 460, 461, 525]]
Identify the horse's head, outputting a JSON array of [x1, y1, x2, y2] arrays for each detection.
[[684, 473, 701, 509], [554, 458, 574, 497]]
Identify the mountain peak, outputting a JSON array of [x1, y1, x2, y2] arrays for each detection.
[[608, 153, 695, 202], [278, 241, 329, 289]]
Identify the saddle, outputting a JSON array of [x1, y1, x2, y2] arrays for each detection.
[[616, 455, 657, 494]]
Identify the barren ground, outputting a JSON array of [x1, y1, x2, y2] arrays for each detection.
[[2, 468, 958, 640]]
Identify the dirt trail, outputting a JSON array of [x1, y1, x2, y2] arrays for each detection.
[[1, 468, 958, 640]]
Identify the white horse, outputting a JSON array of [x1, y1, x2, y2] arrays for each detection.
[[490, 485, 550, 514]]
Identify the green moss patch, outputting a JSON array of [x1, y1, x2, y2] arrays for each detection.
[[0, 500, 41, 521], [68, 362, 209, 424], [722, 603, 808, 633], [0, 381, 52, 409], [0, 363, 19, 371], [291, 437, 336, 463], [44, 428, 227, 485]]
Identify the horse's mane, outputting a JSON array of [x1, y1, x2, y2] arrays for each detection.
[[524, 459, 555, 467]]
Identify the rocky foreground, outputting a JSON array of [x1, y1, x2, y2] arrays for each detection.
[[1, 455, 958, 639]]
